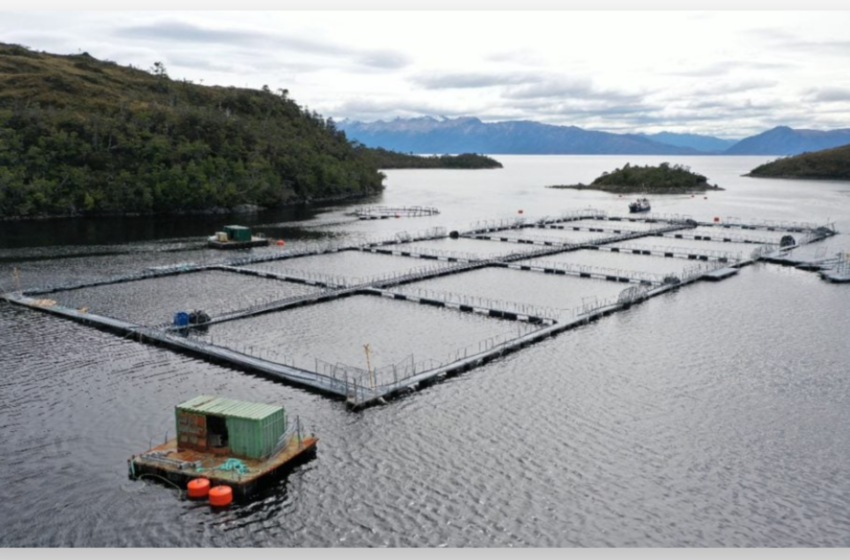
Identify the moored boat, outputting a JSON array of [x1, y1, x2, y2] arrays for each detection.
[[629, 197, 651, 213]]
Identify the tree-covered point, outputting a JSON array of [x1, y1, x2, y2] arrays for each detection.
[[364, 148, 503, 169], [748, 143, 850, 181], [0, 43, 386, 219], [547, 162, 721, 193]]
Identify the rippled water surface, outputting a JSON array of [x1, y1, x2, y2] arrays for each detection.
[[2, 155, 850, 547]]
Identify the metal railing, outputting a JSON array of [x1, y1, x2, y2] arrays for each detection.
[[353, 205, 440, 219], [600, 242, 742, 262], [536, 208, 608, 224], [383, 286, 561, 322], [507, 258, 667, 286]]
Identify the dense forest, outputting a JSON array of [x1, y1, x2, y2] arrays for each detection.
[[548, 162, 721, 193], [748, 143, 850, 181], [0, 43, 386, 219], [364, 148, 503, 169]]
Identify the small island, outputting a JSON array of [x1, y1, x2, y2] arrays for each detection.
[[547, 162, 722, 194], [366, 148, 503, 169], [747, 143, 850, 181]]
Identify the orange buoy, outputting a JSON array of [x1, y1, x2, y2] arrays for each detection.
[[209, 485, 233, 507], [276, 239, 285, 246], [187, 478, 210, 499], [714, 216, 720, 223]]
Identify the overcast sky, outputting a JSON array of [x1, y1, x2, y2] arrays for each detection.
[[3, 10, 850, 137]]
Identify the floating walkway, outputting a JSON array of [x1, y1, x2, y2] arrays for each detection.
[[353, 205, 440, 220], [594, 242, 741, 262], [3, 211, 839, 409], [495, 259, 667, 286], [468, 224, 684, 248], [369, 287, 559, 325]]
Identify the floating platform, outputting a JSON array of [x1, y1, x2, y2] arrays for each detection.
[[129, 395, 317, 499], [821, 269, 850, 283], [207, 236, 270, 250], [130, 435, 318, 499], [822, 273, 850, 283], [703, 267, 739, 281]]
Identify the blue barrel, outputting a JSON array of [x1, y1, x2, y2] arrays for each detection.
[[173, 311, 190, 327]]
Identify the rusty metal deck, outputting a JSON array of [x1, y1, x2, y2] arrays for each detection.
[[130, 436, 318, 494]]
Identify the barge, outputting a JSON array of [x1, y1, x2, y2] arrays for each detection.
[[208, 225, 270, 250], [129, 395, 317, 499]]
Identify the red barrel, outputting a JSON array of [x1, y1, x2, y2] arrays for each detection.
[[187, 478, 210, 499], [209, 485, 233, 507]]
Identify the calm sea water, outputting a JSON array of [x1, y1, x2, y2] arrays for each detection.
[[2, 156, 850, 547]]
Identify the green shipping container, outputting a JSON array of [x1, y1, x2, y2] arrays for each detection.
[[175, 395, 287, 460], [224, 225, 252, 242]]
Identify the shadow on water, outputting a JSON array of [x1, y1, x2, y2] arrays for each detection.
[[0, 197, 379, 250]]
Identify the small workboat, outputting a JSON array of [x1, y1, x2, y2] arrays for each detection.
[[629, 197, 651, 213]]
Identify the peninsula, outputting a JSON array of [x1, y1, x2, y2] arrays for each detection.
[[365, 148, 503, 169], [747, 143, 850, 181]]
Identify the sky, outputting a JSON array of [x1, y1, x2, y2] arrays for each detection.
[[2, 10, 850, 138]]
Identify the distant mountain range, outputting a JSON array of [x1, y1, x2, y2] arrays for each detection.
[[339, 117, 698, 155], [640, 132, 738, 154], [338, 117, 850, 156], [724, 126, 850, 155]]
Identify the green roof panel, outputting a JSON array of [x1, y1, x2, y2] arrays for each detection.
[[177, 395, 283, 421]]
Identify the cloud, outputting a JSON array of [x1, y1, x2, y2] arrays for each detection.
[[116, 20, 411, 70], [503, 78, 595, 100], [333, 98, 477, 121], [503, 78, 646, 108], [805, 87, 850, 103], [669, 62, 736, 78], [120, 21, 261, 45], [668, 60, 791, 78], [484, 49, 546, 66], [357, 50, 411, 70], [750, 28, 850, 56], [413, 71, 539, 90], [685, 79, 778, 97]]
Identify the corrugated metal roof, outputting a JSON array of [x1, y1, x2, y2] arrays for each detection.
[[177, 395, 283, 421]]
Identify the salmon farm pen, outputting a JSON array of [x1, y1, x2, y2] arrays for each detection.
[[3, 210, 839, 408]]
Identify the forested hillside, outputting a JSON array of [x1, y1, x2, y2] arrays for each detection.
[[748, 143, 850, 180], [0, 43, 385, 218], [364, 148, 502, 169]]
